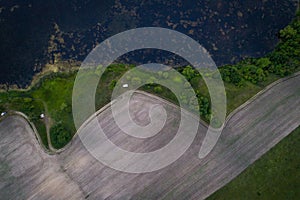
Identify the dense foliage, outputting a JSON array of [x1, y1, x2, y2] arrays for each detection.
[[50, 122, 72, 149], [220, 15, 300, 86], [0, 13, 299, 149]]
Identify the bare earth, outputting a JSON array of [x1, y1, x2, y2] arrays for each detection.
[[0, 74, 299, 200]]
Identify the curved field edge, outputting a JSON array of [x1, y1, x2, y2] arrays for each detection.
[[0, 10, 299, 149], [207, 125, 300, 200], [0, 68, 299, 199], [0, 66, 298, 151]]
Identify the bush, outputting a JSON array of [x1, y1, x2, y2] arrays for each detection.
[[220, 66, 244, 86], [198, 96, 211, 121], [131, 77, 142, 85], [162, 72, 169, 79], [154, 86, 163, 93], [240, 65, 267, 84], [109, 80, 117, 90], [50, 122, 71, 148], [255, 58, 271, 70], [182, 65, 196, 81], [279, 25, 297, 40]]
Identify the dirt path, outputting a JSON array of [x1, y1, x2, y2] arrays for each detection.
[[0, 73, 299, 199], [41, 101, 58, 152]]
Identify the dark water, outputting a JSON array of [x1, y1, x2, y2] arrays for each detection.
[[0, 0, 297, 87]]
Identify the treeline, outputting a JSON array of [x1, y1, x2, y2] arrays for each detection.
[[176, 13, 300, 121], [220, 13, 300, 87], [178, 66, 211, 120], [1, 13, 299, 149]]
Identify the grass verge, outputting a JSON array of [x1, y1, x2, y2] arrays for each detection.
[[208, 125, 300, 200]]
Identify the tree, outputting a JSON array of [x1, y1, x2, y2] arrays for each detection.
[[198, 96, 211, 121], [147, 76, 157, 85], [50, 122, 71, 148], [154, 86, 163, 93], [256, 68, 266, 82], [162, 72, 169, 79], [229, 67, 243, 86], [240, 65, 267, 84], [279, 25, 297, 40], [256, 58, 271, 70], [220, 66, 244, 86], [131, 77, 142, 85], [182, 66, 196, 81], [109, 80, 117, 90], [60, 102, 67, 111], [190, 76, 201, 88]]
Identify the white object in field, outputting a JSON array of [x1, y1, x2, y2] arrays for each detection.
[[122, 83, 129, 88], [40, 113, 45, 119], [1, 112, 6, 117]]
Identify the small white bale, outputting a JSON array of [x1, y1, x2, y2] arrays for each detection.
[[122, 84, 129, 88], [40, 113, 45, 119]]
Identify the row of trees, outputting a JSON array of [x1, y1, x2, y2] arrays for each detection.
[[220, 16, 300, 86], [107, 15, 299, 122]]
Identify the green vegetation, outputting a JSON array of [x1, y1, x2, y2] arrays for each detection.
[[219, 14, 300, 86], [216, 13, 300, 113], [208, 125, 300, 200], [0, 91, 47, 147], [30, 72, 76, 149], [95, 64, 135, 110], [0, 11, 299, 150], [50, 122, 72, 149], [0, 8, 298, 200]]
